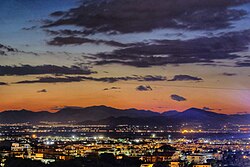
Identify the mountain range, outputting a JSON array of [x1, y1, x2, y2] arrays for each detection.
[[0, 106, 249, 127]]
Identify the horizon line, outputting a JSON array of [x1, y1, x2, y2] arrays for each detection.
[[1, 105, 249, 115]]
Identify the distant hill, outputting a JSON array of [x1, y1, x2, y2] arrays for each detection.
[[0, 105, 159, 124], [161, 110, 179, 117], [0, 106, 249, 126], [171, 107, 227, 124], [174, 108, 250, 125]]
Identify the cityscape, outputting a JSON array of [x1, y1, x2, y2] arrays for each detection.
[[0, 106, 250, 166], [1, 0, 250, 167]]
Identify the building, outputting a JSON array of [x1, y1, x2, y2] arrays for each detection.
[[170, 161, 185, 167], [140, 164, 154, 167], [187, 154, 207, 164], [193, 164, 212, 167]]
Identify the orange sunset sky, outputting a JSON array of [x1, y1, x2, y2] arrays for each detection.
[[1, 0, 250, 114]]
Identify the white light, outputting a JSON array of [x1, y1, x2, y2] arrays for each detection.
[[134, 139, 140, 143]]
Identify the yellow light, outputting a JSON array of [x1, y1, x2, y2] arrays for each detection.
[[32, 134, 37, 138], [182, 130, 188, 134]]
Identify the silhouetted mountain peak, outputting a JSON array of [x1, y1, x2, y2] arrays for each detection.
[[1, 106, 249, 125], [58, 105, 116, 112], [183, 107, 222, 115], [2, 109, 32, 114], [161, 110, 179, 116], [184, 107, 206, 112]]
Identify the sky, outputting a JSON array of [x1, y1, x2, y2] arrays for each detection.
[[1, 0, 250, 114]]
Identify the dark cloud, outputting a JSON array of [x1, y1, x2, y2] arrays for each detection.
[[14, 75, 167, 84], [47, 36, 133, 47], [198, 63, 219, 67], [86, 76, 138, 83], [0, 44, 19, 56], [15, 76, 83, 84], [14, 74, 204, 84], [45, 29, 94, 36], [168, 75, 203, 81], [103, 87, 121, 91], [0, 82, 8, 85], [0, 43, 39, 56], [22, 26, 37, 31], [136, 85, 152, 91], [94, 30, 250, 67], [0, 65, 95, 76], [170, 94, 186, 102], [235, 62, 250, 67], [222, 72, 237, 76], [43, 0, 248, 34], [37, 89, 47, 93], [50, 11, 65, 17], [47, 36, 94, 45], [41, 1, 250, 68], [138, 75, 167, 81]]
